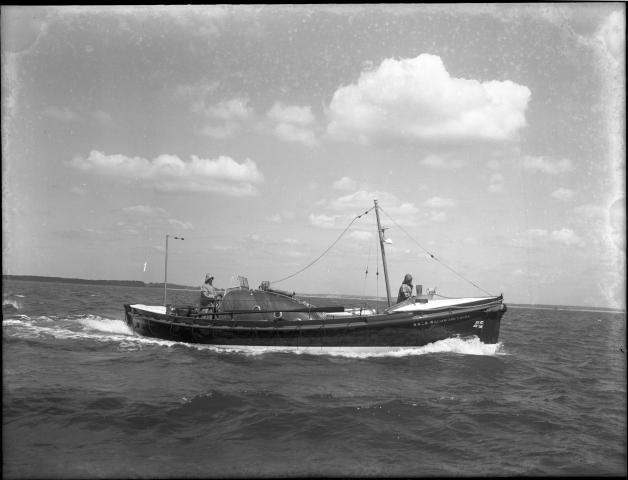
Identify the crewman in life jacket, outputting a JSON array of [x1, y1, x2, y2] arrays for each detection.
[[200, 273, 225, 315]]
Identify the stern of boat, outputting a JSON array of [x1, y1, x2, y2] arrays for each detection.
[[123, 304, 133, 328]]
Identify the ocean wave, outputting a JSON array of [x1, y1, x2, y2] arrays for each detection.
[[3, 297, 23, 311], [2, 315, 31, 323], [3, 315, 134, 343]]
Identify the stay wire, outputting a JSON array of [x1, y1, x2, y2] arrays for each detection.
[[379, 206, 493, 296], [269, 207, 375, 285], [361, 244, 371, 299]]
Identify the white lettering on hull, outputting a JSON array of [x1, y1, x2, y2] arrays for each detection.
[[412, 313, 472, 327]]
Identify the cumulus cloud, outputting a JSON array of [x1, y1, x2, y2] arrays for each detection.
[[195, 97, 253, 139], [267, 102, 318, 147], [596, 10, 625, 65], [420, 154, 466, 169], [423, 196, 457, 208], [310, 189, 419, 230], [429, 211, 447, 222], [308, 213, 339, 229], [550, 228, 583, 247], [69, 150, 264, 196], [266, 211, 296, 224], [123, 205, 169, 216], [567, 203, 615, 252], [168, 219, 194, 230], [522, 156, 574, 174], [267, 102, 315, 125], [329, 190, 419, 217], [326, 53, 531, 144], [551, 187, 575, 201], [201, 123, 240, 139], [327, 190, 381, 212], [203, 97, 252, 120], [332, 176, 358, 191], [274, 123, 318, 147], [509, 227, 584, 248], [526, 228, 549, 238], [348, 230, 374, 242]]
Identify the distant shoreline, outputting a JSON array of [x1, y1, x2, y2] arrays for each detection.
[[3, 275, 625, 313], [2, 274, 196, 290]]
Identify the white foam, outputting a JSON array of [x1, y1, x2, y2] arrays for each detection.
[[408, 336, 504, 356], [78, 316, 134, 335], [3, 318, 30, 326], [4, 315, 134, 343], [169, 336, 505, 358], [2, 298, 22, 309], [3, 318, 77, 338]]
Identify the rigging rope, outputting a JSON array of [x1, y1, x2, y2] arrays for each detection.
[[269, 207, 374, 285], [379, 206, 493, 296], [361, 244, 371, 299]]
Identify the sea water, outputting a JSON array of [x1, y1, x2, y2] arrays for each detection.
[[2, 279, 626, 477]]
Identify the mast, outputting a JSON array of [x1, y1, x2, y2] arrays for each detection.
[[374, 199, 392, 306]]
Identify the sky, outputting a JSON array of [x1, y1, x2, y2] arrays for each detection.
[[2, 4, 625, 308]]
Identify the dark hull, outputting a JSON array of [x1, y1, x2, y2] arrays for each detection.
[[123, 297, 506, 348]]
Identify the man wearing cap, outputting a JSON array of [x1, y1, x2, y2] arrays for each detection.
[[397, 273, 414, 304], [200, 273, 225, 309]]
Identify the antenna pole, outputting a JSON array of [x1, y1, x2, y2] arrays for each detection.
[[374, 199, 392, 306], [164, 234, 185, 306]]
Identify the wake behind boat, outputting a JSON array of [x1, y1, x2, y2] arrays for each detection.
[[124, 200, 507, 350]]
